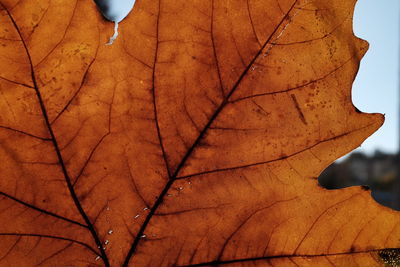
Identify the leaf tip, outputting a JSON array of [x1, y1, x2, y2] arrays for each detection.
[[360, 185, 370, 191], [351, 37, 370, 60], [376, 112, 385, 127], [363, 112, 385, 131]]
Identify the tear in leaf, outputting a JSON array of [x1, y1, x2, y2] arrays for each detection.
[[94, 0, 136, 44]]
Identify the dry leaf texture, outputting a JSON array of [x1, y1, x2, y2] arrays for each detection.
[[0, 0, 397, 266]]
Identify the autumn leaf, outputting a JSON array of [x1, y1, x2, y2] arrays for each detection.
[[0, 0, 397, 266]]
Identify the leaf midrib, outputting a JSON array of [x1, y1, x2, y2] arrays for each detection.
[[122, 0, 299, 266]]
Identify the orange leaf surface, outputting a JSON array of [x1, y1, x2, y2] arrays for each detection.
[[0, 0, 397, 266]]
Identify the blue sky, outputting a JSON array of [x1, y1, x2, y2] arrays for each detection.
[[352, 0, 400, 154]]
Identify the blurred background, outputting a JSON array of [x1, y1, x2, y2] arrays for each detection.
[[318, 0, 400, 209]]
